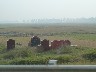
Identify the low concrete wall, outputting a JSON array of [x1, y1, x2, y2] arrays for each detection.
[[0, 65, 96, 72]]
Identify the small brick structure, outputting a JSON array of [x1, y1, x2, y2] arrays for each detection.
[[31, 36, 40, 46], [51, 40, 63, 49], [7, 39, 15, 50], [51, 40, 71, 49], [41, 39, 50, 51], [64, 40, 71, 46]]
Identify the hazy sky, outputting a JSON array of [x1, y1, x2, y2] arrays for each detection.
[[0, 0, 96, 21]]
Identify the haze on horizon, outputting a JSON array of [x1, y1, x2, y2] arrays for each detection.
[[0, 0, 96, 21]]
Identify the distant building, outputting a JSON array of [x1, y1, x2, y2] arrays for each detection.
[[51, 40, 71, 49], [31, 36, 40, 46], [41, 39, 50, 51], [7, 39, 15, 50]]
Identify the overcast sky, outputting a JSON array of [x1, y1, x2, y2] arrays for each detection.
[[0, 0, 96, 21]]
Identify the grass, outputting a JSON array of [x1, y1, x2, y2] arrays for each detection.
[[0, 34, 96, 48], [0, 45, 96, 65], [0, 23, 96, 65]]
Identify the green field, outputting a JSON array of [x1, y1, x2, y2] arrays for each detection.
[[0, 23, 96, 65]]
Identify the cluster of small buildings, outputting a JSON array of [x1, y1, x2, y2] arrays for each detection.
[[7, 36, 71, 51]]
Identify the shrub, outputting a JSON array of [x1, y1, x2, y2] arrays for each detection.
[[3, 50, 16, 59], [2, 47, 35, 60], [54, 55, 74, 64], [0, 44, 6, 53], [56, 46, 73, 54], [82, 50, 96, 61], [10, 57, 48, 65]]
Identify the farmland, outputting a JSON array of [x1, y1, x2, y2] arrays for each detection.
[[0, 23, 96, 65], [0, 23, 96, 47]]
